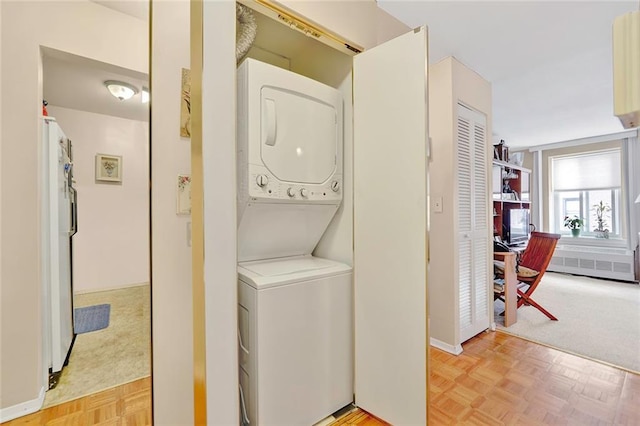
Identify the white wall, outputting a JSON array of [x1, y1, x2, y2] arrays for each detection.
[[428, 57, 492, 349], [201, 2, 239, 423], [628, 134, 640, 254], [0, 7, 3, 399], [151, 1, 193, 424], [0, 0, 146, 415], [427, 59, 456, 346], [47, 106, 149, 293]]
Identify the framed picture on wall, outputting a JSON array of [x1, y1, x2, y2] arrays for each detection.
[[177, 174, 192, 215], [95, 154, 122, 182], [180, 68, 191, 138]]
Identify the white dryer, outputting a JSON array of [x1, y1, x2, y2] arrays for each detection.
[[238, 256, 353, 426], [237, 58, 344, 262]]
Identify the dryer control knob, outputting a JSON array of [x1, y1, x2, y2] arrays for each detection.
[[300, 188, 308, 197], [256, 174, 269, 187], [331, 181, 340, 192], [287, 187, 296, 197]]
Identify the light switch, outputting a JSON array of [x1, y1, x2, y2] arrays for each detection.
[[434, 196, 443, 213]]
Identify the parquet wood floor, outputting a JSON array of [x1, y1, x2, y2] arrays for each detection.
[[332, 331, 640, 425], [2, 377, 151, 426], [332, 410, 389, 425], [5, 331, 639, 425]]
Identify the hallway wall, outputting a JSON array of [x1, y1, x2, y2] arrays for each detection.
[[0, 0, 146, 416], [150, 1, 193, 423], [48, 106, 149, 293]]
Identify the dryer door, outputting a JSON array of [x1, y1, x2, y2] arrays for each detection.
[[260, 87, 338, 184]]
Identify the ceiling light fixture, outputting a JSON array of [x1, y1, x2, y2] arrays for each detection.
[[105, 80, 138, 101], [141, 87, 150, 104], [612, 10, 640, 128]]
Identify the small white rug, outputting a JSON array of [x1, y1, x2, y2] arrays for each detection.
[[495, 272, 640, 373]]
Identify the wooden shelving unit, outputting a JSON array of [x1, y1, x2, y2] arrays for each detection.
[[492, 160, 531, 240]]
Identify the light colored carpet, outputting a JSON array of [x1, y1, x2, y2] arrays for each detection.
[[43, 284, 151, 407], [495, 272, 640, 373]]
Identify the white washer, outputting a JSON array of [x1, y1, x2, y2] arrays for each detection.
[[238, 256, 353, 426]]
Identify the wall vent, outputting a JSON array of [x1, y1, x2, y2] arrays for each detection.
[[595, 260, 612, 271], [579, 259, 595, 270], [564, 257, 579, 268], [550, 257, 563, 266], [613, 262, 632, 273], [548, 245, 636, 282]]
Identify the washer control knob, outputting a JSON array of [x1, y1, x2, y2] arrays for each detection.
[[256, 174, 269, 187], [287, 187, 296, 197], [300, 188, 308, 197], [331, 180, 340, 192]]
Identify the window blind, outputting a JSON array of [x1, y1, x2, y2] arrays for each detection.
[[551, 149, 621, 191]]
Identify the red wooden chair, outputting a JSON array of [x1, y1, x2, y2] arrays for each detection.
[[495, 231, 561, 320]]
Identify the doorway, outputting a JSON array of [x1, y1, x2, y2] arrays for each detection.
[[40, 49, 151, 407]]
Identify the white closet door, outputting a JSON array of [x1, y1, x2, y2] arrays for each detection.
[[472, 119, 490, 332], [353, 27, 428, 425], [457, 115, 474, 334], [457, 104, 490, 343]]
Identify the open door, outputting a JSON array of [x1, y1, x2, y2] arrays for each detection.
[[353, 27, 429, 425]]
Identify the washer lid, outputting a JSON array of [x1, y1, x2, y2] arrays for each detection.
[[260, 87, 338, 184], [238, 255, 351, 289]]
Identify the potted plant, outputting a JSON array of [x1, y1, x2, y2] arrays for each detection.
[[564, 215, 584, 237], [592, 201, 611, 239]]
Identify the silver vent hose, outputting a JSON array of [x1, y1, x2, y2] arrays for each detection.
[[236, 4, 257, 63]]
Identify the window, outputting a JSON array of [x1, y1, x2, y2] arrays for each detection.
[[550, 149, 622, 238]]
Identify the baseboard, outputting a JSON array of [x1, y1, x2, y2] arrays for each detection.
[[313, 403, 357, 426], [74, 281, 149, 295], [429, 338, 463, 355], [0, 385, 45, 423]]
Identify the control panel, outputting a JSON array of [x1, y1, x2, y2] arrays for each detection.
[[247, 165, 342, 203]]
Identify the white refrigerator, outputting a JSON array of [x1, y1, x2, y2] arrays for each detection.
[[42, 117, 77, 387]]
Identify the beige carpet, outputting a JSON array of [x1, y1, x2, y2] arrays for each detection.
[[495, 272, 640, 373], [43, 284, 151, 407]]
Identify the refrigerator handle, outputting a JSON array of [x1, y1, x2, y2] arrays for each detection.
[[70, 186, 78, 237]]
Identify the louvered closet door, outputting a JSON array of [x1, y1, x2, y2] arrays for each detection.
[[457, 103, 490, 343]]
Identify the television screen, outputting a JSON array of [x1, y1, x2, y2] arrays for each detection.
[[504, 209, 530, 245]]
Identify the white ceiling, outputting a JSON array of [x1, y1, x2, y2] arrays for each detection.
[[49, 1, 637, 145], [42, 1, 149, 122], [42, 43, 149, 122], [91, 0, 149, 21], [378, 1, 638, 148]]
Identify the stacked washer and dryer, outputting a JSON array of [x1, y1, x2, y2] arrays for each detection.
[[236, 58, 353, 425]]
